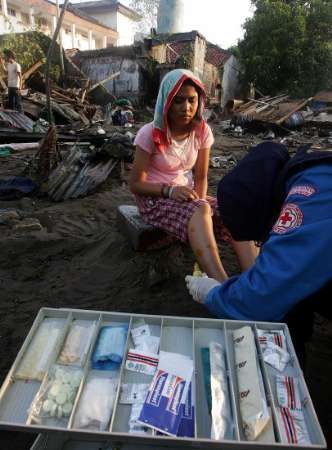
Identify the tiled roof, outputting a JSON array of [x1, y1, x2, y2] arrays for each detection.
[[205, 43, 231, 67], [152, 31, 231, 68]]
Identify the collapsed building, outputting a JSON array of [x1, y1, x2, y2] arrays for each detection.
[[69, 30, 241, 107]]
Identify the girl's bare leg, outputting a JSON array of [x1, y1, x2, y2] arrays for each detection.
[[230, 240, 259, 271], [188, 203, 228, 282]]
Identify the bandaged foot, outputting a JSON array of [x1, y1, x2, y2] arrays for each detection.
[[185, 275, 220, 303]]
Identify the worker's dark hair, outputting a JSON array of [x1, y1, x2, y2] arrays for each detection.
[[3, 48, 15, 60], [217, 142, 290, 242]]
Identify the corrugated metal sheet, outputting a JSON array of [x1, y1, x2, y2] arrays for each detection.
[[0, 110, 36, 132]]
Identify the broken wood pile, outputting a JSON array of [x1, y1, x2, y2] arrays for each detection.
[[232, 94, 312, 125]]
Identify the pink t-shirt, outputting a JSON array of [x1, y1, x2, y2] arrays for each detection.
[[134, 122, 214, 186]]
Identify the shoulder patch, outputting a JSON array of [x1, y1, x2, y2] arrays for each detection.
[[287, 184, 316, 198], [273, 203, 303, 234]]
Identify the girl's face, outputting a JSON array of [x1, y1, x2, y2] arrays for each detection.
[[168, 84, 199, 129]]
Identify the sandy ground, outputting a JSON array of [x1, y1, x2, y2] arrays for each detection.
[[0, 126, 331, 449]]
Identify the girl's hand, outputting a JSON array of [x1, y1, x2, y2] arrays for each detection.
[[170, 186, 199, 201]]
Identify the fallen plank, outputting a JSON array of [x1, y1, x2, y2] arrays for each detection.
[[88, 71, 121, 93], [276, 97, 313, 125], [22, 60, 44, 84]]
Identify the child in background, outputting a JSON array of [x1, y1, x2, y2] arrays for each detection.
[[130, 69, 256, 281]]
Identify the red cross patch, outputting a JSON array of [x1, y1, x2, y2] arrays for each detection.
[[273, 203, 303, 234]]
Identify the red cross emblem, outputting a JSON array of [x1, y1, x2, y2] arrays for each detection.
[[280, 212, 292, 225], [273, 203, 303, 234]]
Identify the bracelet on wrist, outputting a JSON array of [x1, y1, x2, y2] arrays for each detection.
[[168, 185, 175, 199], [161, 184, 170, 198]]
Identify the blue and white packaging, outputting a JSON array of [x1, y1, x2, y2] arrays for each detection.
[[137, 351, 193, 436], [178, 381, 195, 437]]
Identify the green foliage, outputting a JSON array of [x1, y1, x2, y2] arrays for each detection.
[[238, 0, 332, 97], [0, 31, 62, 83]]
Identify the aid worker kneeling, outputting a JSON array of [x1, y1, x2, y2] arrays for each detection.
[[186, 142, 332, 366]]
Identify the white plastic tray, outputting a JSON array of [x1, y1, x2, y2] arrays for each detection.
[[0, 307, 326, 450]]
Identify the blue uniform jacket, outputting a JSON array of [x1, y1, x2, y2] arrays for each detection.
[[205, 163, 332, 321]]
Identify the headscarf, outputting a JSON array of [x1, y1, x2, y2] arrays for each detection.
[[217, 142, 290, 242], [152, 69, 207, 151]]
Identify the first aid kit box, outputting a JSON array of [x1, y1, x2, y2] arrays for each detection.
[[0, 307, 326, 450]]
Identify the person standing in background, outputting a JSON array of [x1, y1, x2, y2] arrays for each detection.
[[0, 49, 23, 112]]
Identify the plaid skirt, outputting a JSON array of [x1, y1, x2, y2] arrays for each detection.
[[136, 195, 230, 243]]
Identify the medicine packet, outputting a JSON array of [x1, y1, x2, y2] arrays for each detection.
[[29, 365, 83, 426], [119, 383, 150, 404], [73, 372, 118, 431], [137, 351, 193, 436], [91, 325, 128, 370], [257, 329, 290, 372], [125, 349, 159, 375], [131, 322, 160, 354], [16, 318, 64, 381], [276, 375, 302, 410], [129, 402, 151, 435], [233, 326, 271, 441], [177, 381, 195, 438], [210, 342, 233, 440], [58, 320, 96, 366], [276, 407, 311, 445]]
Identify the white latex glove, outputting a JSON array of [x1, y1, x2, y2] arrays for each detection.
[[185, 275, 220, 304]]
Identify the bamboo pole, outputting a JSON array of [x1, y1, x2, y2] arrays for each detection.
[[45, 0, 69, 125]]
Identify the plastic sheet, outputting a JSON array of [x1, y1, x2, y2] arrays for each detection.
[[91, 325, 128, 371], [29, 365, 83, 426], [73, 372, 117, 431], [58, 320, 96, 367], [16, 318, 64, 381]]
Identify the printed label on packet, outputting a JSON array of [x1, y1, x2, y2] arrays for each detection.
[[178, 381, 195, 437], [137, 351, 193, 436], [276, 376, 302, 410], [125, 349, 159, 375], [276, 407, 311, 445], [257, 329, 287, 350]]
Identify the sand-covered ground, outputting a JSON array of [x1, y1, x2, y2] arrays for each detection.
[[0, 125, 331, 449]]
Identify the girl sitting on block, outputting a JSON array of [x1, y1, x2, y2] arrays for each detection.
[[130, 69, 257, 281]]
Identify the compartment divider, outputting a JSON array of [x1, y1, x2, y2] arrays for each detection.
[[67, 313, 104, 429], [224, 323, 241, 441], [252, 324, 281, 443], [192, 320, 198, 439], [109, 315, 133, 432]]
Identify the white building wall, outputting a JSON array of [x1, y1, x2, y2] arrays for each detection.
[[0, 7, 30, 34], [0, 2, 108, 50], [81, 10, 136, 46], [116, 12, 135, 46], [90, 11, 117, 30]]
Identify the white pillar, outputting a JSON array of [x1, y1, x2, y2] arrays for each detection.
[[29, 7, 35, 28], [52, 16, 57, 34], [88, 30, 93, 50], [71, 23, 76, 48], [103, 35, 108, 48], [2, 0, 8, 16]]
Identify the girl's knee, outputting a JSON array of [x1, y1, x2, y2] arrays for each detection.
[[197, 202, 211, 215]]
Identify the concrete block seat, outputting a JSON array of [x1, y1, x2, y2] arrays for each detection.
[[116, 205, 178, 251]]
